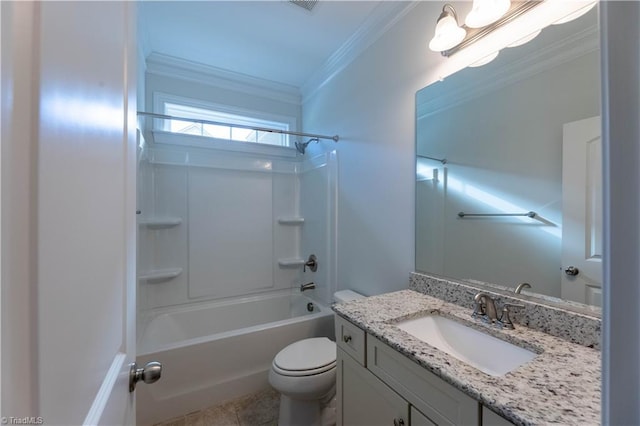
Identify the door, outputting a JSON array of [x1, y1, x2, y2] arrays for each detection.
[[561, 116, 602, 306], [32, 2, 136, 424]]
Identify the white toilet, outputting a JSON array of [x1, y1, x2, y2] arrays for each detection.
[[269, 290, 365, 426]]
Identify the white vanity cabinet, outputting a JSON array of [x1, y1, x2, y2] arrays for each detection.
[[482, 408, 517, 426], [335, 315, 515, 426], [337, 347, 411, 426]]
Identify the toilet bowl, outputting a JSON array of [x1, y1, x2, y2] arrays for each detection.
[[269, 337, 337, 426], [269, 290, 365, 426]]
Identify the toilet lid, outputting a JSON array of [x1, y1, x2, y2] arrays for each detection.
[[274, 337, 336, 373]]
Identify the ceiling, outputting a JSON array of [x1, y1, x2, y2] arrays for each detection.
[[138, 1, 410, 90]]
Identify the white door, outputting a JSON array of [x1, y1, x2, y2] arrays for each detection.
[[35, 2, 139, 424], [561, 116, 603, 306]]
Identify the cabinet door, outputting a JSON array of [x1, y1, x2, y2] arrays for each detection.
[[482, 406, 515, 426], [337, 347, 409, 426], [367, 335, 479, 426], [411, 407, 437, 426]]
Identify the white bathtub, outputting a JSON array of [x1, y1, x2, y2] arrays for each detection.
[[136, 290, 335, 425]]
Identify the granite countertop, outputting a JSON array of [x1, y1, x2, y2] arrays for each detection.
[[333, 289, 601, 426]]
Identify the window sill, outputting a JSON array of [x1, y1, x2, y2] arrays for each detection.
[[152, 130, 299, 158]]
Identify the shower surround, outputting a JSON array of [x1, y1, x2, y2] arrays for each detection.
[[136, 141, 338, 424]]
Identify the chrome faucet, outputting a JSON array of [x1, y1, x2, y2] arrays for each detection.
[[300, 282, 316, 292], [472, 292, 524, 329], [473, 293, 499, 323], [514, 282, 531, 294]]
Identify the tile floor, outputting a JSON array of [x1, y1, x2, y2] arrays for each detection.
[[154, 388, 280, 426]]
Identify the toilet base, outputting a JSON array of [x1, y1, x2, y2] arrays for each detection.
[[278, 395, 320, 426], [278, 394, 336, 426]]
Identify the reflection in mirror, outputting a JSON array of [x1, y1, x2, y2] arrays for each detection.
[[415, 7, 601, 308]]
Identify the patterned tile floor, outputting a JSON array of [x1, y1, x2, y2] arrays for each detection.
[[154, 388, 280, 426]]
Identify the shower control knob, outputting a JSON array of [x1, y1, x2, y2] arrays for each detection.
[[393, 418, 405, 426], [343, 335, 352, 343], [564, 266, 579, 276], [304, 254, 318, 272], [129, 361, 162, 392]]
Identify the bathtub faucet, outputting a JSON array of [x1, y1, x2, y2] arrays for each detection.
[[300, 282, 316, 292]]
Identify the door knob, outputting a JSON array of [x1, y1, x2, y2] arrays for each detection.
[[129, 361, 162, 392], [564, 266, 580, 276]]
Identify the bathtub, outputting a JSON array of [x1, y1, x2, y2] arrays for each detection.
[[136, 290, 335, 425]]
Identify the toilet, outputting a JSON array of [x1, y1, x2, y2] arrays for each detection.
[[269, 290, 365, 426]]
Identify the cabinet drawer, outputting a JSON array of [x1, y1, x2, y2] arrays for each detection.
[[335, 315, 366, 366], [367, 334, 479, 426]]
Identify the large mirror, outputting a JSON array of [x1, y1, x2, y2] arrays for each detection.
[[415, 6, 601, 308]]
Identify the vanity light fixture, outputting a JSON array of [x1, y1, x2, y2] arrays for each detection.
[[428, 4, 467, 52], [465, 0, 511, 28], [429, 1, 543, 56]]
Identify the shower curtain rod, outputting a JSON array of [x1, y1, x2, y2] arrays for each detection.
[[137, 111, 339, 142]]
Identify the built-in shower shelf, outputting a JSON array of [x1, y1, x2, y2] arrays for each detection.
[[138, 268, 183, 282], [277, 217, 305, 225], [278, 258, 305, 268], [139, 217, 183, 228]]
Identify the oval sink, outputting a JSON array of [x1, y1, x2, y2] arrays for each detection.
[[395, 315, 537, 376]]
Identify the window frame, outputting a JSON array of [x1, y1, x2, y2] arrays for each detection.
[[151, 92, 299, 153]]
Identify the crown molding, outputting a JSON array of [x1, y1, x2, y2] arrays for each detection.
[[417, 23, 600, 120], [145, 53, 302, 105], [301, 1, 419, 103]]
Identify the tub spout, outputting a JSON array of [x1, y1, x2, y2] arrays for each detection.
[[300, 282, 316, 292]]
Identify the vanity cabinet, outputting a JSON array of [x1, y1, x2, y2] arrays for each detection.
[[337, 347, 411, 426], [335, 315, 515, 426], [482, 408, 517, 426]]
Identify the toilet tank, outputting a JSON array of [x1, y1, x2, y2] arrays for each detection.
[[333, 290, 365, 303]]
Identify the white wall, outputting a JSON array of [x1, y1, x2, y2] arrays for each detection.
[[302, 2, 446, 296], [144, 55, 301, 129], [1, 1, 38, 418]]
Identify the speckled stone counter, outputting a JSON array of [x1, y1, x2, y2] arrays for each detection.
[[409, 272, 602, 349], [333, 290, 601, 426], [410, 272, 602, 349]]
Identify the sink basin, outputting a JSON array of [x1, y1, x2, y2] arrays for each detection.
[[395, 315, 537, 376]]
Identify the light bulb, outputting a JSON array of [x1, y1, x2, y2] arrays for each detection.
[[429, 5, 466, 52], [465, 0, 511, 28]]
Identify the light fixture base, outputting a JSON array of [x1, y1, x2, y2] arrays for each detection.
[[441, 0, 542, 57]]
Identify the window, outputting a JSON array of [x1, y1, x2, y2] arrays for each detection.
[[154, 94, 296, 148]]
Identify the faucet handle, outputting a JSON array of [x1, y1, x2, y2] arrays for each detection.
[[303, 254, 317, 272], [498, 303, 525, 329], [471, 298, 486, 318]]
